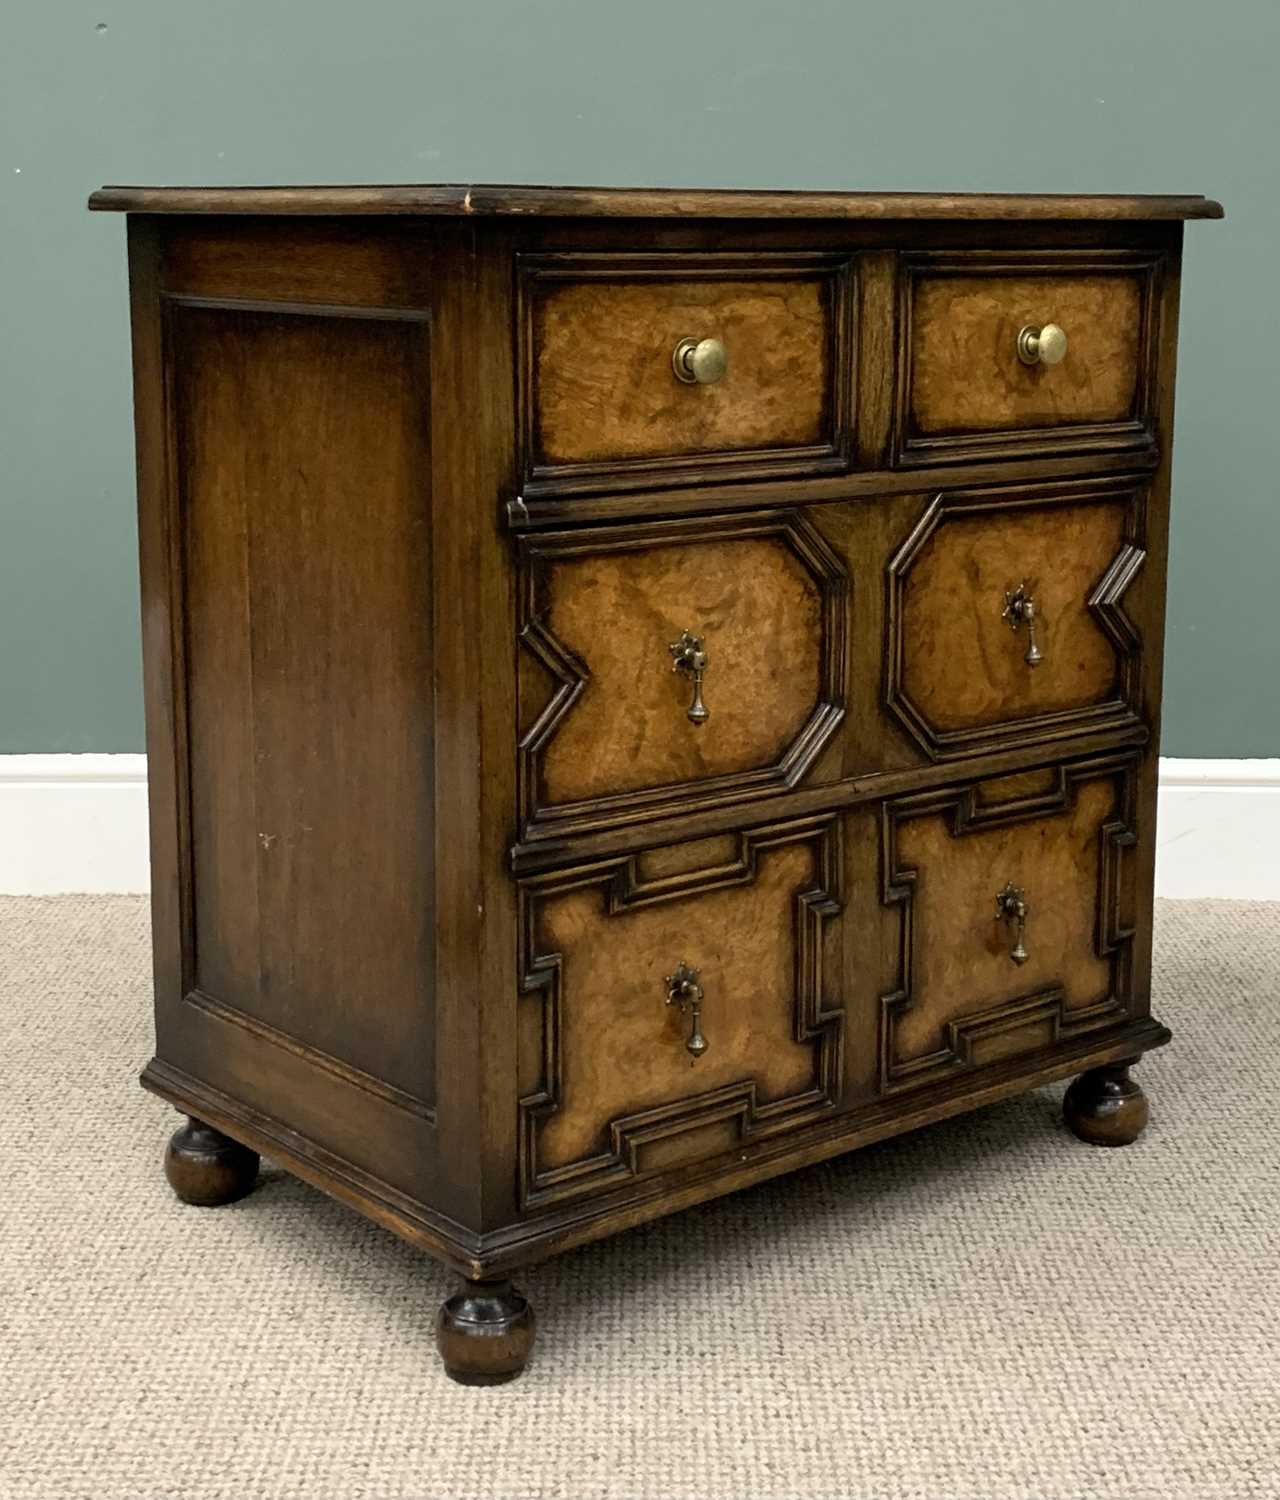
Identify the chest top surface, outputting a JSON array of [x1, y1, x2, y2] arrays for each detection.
[[88, 183, 1223, 220]]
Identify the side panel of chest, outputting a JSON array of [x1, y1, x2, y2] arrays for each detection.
[[172, 301, 436, 1108], [129, 220, 514, 1222]]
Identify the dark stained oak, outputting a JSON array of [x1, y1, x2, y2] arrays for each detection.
[[436, 1279, 536, 1386], [100, 185, 1217, 1383], [174, 300, 437, 1107], [164, 1116, 260, 1206], [1064, 1058, 1150, 1146], [89, 184, 1224, 220]]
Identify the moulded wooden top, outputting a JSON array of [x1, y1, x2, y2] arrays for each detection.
[[88, 183, 1224, 221]]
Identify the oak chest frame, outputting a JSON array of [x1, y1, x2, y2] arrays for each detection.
[[90, 185, 1222, 1384]]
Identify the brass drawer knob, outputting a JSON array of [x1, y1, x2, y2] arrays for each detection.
[[664, 961, 708, 1057], [995, 883, 1030, 965], [668, 629, 710, 725], [672, 336, 728, 385], [1016, 322, 1068, 367], [1002, 584, 1044, 667]]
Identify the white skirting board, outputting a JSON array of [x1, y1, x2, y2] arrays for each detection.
[[1153, 759, 1280, 899], [0, 755, 151, 896], [0, 754, 1277, 897]]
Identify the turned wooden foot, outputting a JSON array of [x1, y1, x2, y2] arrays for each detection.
[[164, 1116, 260, 1205], [1064, 1058, 1149, 1147], [436, 1278, 535, 1385]]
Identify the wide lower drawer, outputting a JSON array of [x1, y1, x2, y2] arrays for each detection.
[[516, 818, 848, 1210], [514, 751, 1147, 1213]]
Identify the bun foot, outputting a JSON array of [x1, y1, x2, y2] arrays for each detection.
[[164, 1116, 260, 1205], [436, 1278, 535, 1385], [1065, 1058, 1149, 1147]]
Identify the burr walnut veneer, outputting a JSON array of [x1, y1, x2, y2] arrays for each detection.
[[91, 184, 1221, 1384]]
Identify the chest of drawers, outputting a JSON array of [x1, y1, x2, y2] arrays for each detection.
[[91, 184, 1222, 1384]]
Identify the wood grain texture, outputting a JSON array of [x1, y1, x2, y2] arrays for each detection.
[[425, 222, 524, 1231], [174, 302, 436, 1105], [513, 480, 1155, 863], [508, 449, 1155, 530], [910, 273, 1144, 434], [163, 1116, 260, 1206], [162, 221, 434, 307], [1064, 1059, 1149, 1146], [143, 1015, 1171, 1278], [88, 184, 1225, 220], [532, 276, 827, 464], [634, 833, 744, 881], [900, 498, 1129, 729], [854, 251, 898, 468], [537, 537, 822, 802], [890, 777, 1119, 1065], [125, 220, 187, 1043], [108, 203, 1211, 1326], [533, 842, 824, 1171], [1123, 231, 1185, 1088], [883, 478, 1147, 764]]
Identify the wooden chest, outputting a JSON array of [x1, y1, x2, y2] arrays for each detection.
[[91, 184, 1222, 1383]]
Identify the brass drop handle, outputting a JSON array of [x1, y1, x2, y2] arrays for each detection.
[[672, 336, 728, 385], [665, 961, 708, 1057], [668, 629, 710, 725], [1017, 322, 1068, 367], [995, 883, 1030, 966], [1002, 584, 1043, 667]]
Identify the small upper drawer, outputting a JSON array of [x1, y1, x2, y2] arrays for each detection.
[[518, 252, 854, 497], [894, 250, 1160, 466]]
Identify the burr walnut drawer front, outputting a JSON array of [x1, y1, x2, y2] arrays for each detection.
[[885, 479, 1147, 759], [518, 252, 854, 495], [877, 755, 1141, 1095], [517, 819, 846, 1210], [517, 513, 847, 836], [896, 251, 1159, 466]]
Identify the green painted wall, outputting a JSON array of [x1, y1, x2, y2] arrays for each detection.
[[1, 2, 1272, 755]]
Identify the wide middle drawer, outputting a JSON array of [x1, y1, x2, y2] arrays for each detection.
[[517, 481, 1147, 842]]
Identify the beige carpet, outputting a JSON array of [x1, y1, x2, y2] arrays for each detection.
[[1, 897, 1277, 1500]]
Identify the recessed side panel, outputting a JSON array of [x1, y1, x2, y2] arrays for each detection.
[[171, 300, 437, 1123]]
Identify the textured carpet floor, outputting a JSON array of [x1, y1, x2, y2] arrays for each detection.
[[1, 897, 1277, 1500]]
